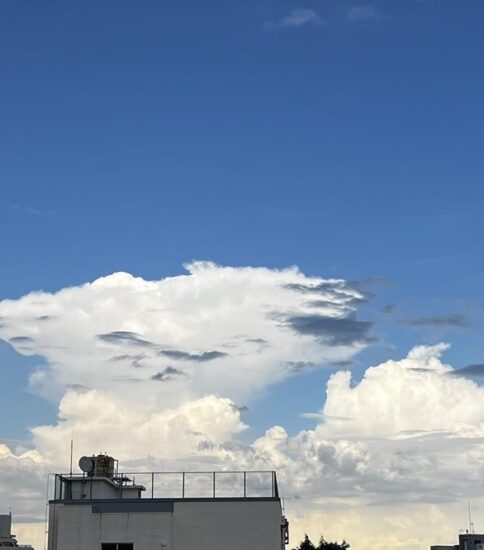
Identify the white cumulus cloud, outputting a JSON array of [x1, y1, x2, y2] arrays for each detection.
[[0, 262, 370, 407], [2, 265, 484, 549]]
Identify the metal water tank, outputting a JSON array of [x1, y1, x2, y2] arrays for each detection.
[[93, 454, 115, 478]]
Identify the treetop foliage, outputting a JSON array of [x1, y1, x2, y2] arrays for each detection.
[[292, 534, 350, 550]]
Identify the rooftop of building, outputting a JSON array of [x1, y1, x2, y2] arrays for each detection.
[[49, 455, 281, 504]]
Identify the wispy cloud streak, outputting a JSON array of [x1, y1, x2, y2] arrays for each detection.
[[264, 9, 322, 31]]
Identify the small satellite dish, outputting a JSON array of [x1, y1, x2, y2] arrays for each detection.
[[79, 456, 94, 474]]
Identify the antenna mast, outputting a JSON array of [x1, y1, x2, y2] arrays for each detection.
[[69, 439, 74, 476], [468, 502, 475, 534]]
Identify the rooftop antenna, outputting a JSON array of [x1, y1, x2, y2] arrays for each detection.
[[468, 502, 475, 534], [43, 474, 50, 550], [69, 439, 74, 476]]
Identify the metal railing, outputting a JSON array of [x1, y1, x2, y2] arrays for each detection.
[[51, 470, 279, 501]]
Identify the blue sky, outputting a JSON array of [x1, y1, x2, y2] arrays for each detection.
[[1, 0, 484, 442]]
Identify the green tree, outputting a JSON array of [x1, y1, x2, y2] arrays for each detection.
[[317, 535, 350, 550], [292, 535, 350, 550], [293, 534, 316, 550]]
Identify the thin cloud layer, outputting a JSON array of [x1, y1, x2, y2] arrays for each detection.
[[451, 363, 484, 378], [264, 9, 322, 31], [345, 5, 379, 24], [403, 313, 469, 329]]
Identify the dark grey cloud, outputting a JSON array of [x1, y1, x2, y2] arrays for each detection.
[[109, 353, 146, 367], [111, 376, 142, 383], [307, 299, 349, 310], [382, 304, 397, 314], [331, 360, 353, 368], [403, 314, 469, 329], [245, 338, 268, 345], [285, 280, 372, 307], [9, 336, 35, 344], [284, 361, 319, 373], [450, 364, 484, 378], [37, 315, 56, 321], [230, 404, 249, 413], [151, 367, 187, 382], [347, 276, 391, 288], [109, 353, 146, 362], [198, 440, 215, 452], [287, 315, 375, 346], [285, 359, 352, 373], [285, 282, 337, 294], [159, 349, 227, 362], [97, 331, 154, 347]]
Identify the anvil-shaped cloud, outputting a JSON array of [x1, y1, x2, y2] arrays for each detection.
[[0, 262, 371, 408]]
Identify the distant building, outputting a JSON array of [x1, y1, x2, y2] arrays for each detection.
[[48, 454, 289, 550], [0, 514, 34, 549], [431, 533, 484, 550]]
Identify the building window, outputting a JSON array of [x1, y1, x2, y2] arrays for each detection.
[[101, 544, 133, 550]]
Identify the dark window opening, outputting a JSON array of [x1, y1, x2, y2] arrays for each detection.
[[101, 544, 133, 550]]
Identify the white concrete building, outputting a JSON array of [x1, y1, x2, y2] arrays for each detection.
[[48, 455, 289, 550], [431, 534, 484, 550], [0, 514, 34, 549]]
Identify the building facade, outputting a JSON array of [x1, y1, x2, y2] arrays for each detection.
[[48, 455, 289, 550], [0, 514, 34, 549], [431, 534, 484, 550]]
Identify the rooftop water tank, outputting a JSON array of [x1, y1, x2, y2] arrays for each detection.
[[79, 454, 116, 477], [93, 454, 115, 478]]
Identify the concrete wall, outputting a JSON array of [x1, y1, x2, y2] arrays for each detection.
[[0, 515, 11, 539], [69, 479, 128, 500], [48, 499, 284, 550], [48, 504, 172, 550], [173, 500, 283, 550], [459, 535, 484, 550]]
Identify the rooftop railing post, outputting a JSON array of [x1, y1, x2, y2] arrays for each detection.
[[152, 472, 154, 499], [244, 472, 247, 499], [213, 472, 216, 499], [182, 472, 185, 498]]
